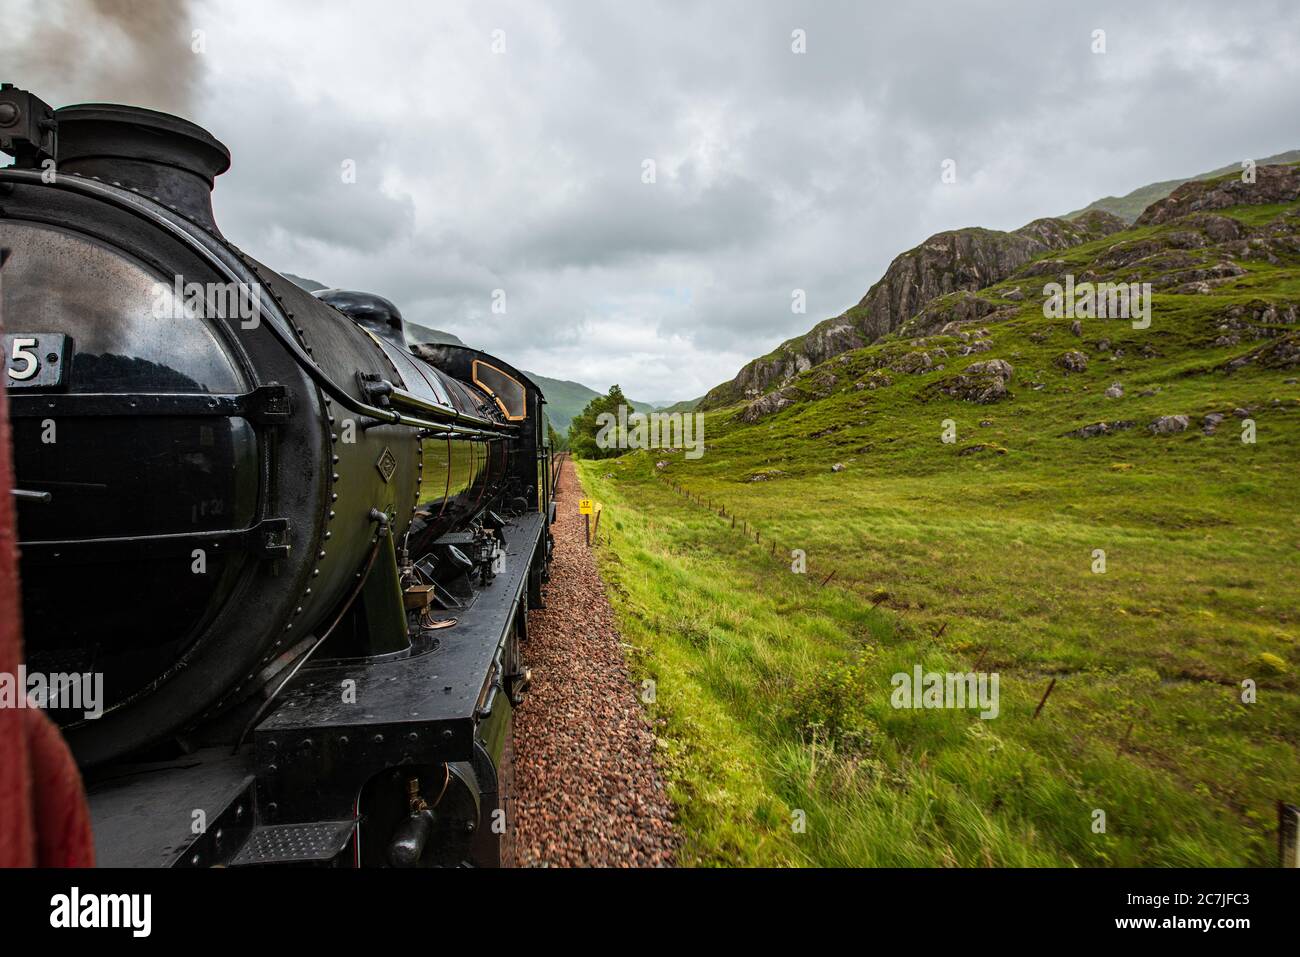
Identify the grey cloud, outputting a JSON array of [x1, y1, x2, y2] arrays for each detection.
[[3, 0, 1299, 401], [500, 164, 778, 270]]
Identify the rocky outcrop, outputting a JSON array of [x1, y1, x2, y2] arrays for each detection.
[[1064, 420, 1136, 438], [848, 229, 1042, 344], [1017, 211, 1127, 248], [1221, 331, 1300, 371], [1135, 164, 1300, 226], [897, 290, 1016, 339], [853, 370, 894, 391], [1212, 299, 1300, 346], [699, 211, 1125, 410], [851, 213, 1123, 345], [929, 358, 1015, 404], [1148, 415, 1191, 435], [739, 388, 795, 422], [893, 350, 936, 374], [702, 165, 1300, 419], [1055, 350, 1089, 373], [720, 317, 867, 405]]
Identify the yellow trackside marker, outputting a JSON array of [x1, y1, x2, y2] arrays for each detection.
[[578, 499, 593, 515]]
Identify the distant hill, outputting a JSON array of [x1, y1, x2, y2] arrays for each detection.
[[404, 320, 466, 348], [657, 396, 704, 414], [1063, 149, 1300, 223], [520, 372, 661, 433], [283, 272, 328, 292]]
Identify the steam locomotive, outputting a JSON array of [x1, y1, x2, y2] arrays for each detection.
[[0, 85, 555, 867]]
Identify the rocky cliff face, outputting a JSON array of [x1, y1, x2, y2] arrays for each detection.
[[724, 163, 1300, 425], [1135, 164, 1300, 226], [699, 210, 1125, 409], [721, 316, 867, 404]]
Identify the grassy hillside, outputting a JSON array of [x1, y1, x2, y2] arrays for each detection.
[[523, 374, 605, 433], [658, 396, 704, 414], [522, 373, 665, 433], [1064, 149, 1300, 223], [576, 187, 1300, 866]]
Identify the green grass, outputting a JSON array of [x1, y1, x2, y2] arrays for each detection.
[[575, 199, 1300, 867]]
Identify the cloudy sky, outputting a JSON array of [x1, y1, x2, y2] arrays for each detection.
[[3, 0, 1298, 402]]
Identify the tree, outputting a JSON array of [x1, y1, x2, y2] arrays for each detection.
[[568, 384, 629, 459]]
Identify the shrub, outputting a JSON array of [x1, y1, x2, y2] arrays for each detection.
[[787, 655, 879, 752]]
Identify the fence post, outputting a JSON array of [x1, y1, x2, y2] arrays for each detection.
[[1033, 678, 1057, 720]]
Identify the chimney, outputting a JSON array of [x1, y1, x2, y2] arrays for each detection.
[[54, 103, 230, 234]]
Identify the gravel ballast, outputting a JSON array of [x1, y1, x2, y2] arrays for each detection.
[[513, 459, 679, 866]]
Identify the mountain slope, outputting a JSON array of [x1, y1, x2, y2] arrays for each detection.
[[726, 162, 1300, 425], [282, 272, 327, 292], [1063, 148, 1300, 223], [404, 320, 466, 348], [700, 211, 1126, 410], [521, 375, 602, 433], [701, 150, 1300, 413], [657, 396, 705, 414], [518, 373, 661, 433]]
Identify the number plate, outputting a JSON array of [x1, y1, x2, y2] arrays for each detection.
[[3, 333, 69, 389]]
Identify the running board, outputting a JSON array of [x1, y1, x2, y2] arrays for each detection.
[[228, 820, 358, 866]]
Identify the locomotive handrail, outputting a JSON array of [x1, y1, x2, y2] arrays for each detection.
[[550, 450, 568, 499], [384, 383, 514, 436], [0, 169, 519, 442]]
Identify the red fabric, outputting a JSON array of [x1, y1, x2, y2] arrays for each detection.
[[23, 709, 96, 866], [0, 265, 95, 867]]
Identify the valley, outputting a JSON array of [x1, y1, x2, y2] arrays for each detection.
[[573, 166, 1300, 866]]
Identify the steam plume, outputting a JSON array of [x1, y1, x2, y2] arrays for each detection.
[[0, 0, 199, 116]]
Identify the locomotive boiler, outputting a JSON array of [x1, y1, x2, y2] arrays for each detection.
[[0, 85, 554, 867]]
